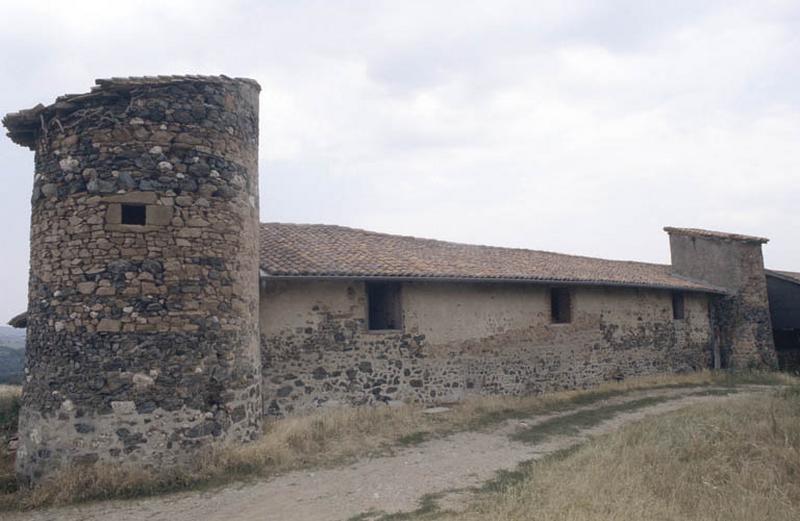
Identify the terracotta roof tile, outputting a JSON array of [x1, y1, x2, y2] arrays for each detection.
[[260, 223, 725, 293]]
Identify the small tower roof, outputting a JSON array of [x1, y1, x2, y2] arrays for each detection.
[[7, 311, 27, 328]]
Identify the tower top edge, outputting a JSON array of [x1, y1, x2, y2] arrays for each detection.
[[2, 75, 260, 149]]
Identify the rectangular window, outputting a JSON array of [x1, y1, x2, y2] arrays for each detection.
[[367, 282, 402, 330], [672, 291, 685, 320], [121, 204, 147, 225], [550, 288, 571, 324]]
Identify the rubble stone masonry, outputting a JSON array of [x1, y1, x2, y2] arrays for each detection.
[[3, 76, 263, 481], [260, 280, 713, 415]]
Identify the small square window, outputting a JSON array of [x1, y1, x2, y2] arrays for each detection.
[[550, 288, 571, 324], [367, 282, 402, 330], [672, 291, 685, 320], [121, 204, 146, 225]]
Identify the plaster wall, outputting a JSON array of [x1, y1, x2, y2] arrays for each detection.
[[259, 279, 713, 415], [669, 233, 776, 368]]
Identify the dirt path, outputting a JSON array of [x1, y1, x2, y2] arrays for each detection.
[[6, 386, 760, 521]]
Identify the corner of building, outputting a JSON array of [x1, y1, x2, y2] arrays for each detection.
[[664, 227, 777, 369]]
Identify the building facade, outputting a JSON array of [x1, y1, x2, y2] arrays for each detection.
[[260, 278, 714, 416], [3, 76, 792, 482]]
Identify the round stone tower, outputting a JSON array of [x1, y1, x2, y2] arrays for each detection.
[[2, 76, 263, 481]]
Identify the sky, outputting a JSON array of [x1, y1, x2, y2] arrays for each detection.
[[0, 0, 799, 322]]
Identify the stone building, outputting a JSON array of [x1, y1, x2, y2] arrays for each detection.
[[766, 270, 800, 371], [3, 76, 796, 482], [4, 76, 263, 481]]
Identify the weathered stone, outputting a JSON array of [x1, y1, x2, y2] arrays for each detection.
[[74, 453, 99, 465], [87, 178, 116, 194], [110, 401, 136, 414], [74, 423, 95, 433], [422, 407, 450, 415], [76, 281, 97, 295], [151, 130, 175, 144], [186, 217, 209, 227], [132, 373, 155, 391], [147, 205, 173, 226], [41, 183, 59, 198], [105, 191, 158, 204], [187, 163, 210, 176], [59, 156, 79, 172], [118, 171, 136, 189], [97, 318, 121, 332]]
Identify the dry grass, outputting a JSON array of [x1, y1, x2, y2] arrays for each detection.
[[0, 370, 794, 510], [0, 385, 21, 502], [442, 385, 800, 521]]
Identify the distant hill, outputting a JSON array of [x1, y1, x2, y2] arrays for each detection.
[[0, 327, 25, 350], [0, 347, 24, 384], [0, 327, 25, 384]]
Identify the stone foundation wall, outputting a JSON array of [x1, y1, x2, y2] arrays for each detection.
[[260, 279, 713, 415], [5, 76, 263, 481]]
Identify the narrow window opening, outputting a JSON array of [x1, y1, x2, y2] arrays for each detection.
[[367, 282, 402, 330], [121, 204, 146, 225], [672, 291, 685, 320], [550, 288, 571, 324]]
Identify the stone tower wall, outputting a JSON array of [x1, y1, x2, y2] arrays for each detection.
[[3, 76, 262, 481], [666, 228, 776, 368]]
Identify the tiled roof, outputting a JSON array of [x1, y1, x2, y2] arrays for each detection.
[[260, 223, 726, 293], [664, 227, 769, 244], [766, 270, 800, 285], [3, 75, 259, 148]]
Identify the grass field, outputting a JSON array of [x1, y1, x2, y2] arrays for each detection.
[[0, 371, 795, 511], [0, 385, 21, 499], [427, 384, 800, 521]]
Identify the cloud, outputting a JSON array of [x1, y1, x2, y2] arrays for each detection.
[[0, 0, 798, 321]]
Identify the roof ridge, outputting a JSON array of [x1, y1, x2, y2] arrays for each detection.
[[766, 269, 800, 285], [260, 222, 672, 268], [258, 222, 726, 293]]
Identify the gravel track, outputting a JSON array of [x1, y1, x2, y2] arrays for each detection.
[[6, 386, 758, 521]]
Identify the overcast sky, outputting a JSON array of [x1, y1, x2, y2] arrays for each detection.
[[1, 0, 799, 322]]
